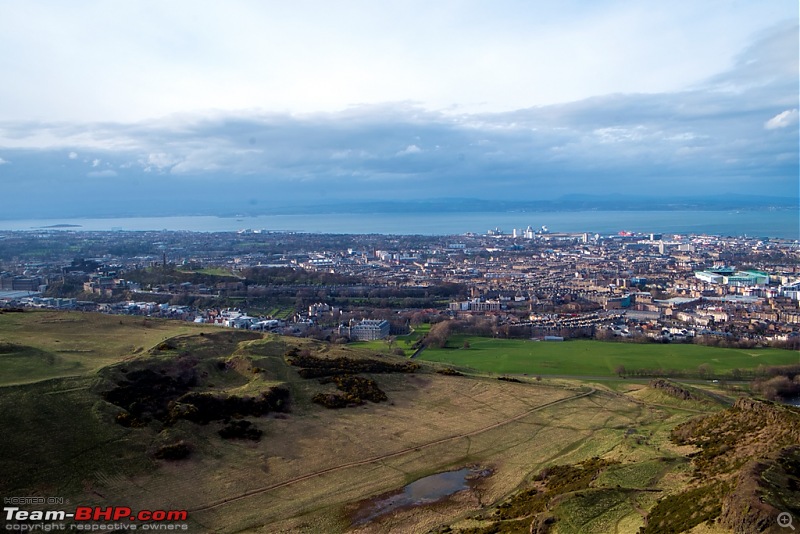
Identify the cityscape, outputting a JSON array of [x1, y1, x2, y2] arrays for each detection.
[[1, 1, 798, 532], [2, 226, 798, 347]]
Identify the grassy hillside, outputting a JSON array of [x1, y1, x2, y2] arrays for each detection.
[[0, 309, 205, 385], [2, 310, 791, 533], [420, 337, 799, 377]]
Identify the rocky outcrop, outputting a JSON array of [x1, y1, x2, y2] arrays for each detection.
[[649, 378, 699, 400], [733, 397, 800, 424], [719, 446, 800, 534]]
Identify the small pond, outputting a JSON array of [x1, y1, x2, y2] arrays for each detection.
[[352, 466, 491, 525]]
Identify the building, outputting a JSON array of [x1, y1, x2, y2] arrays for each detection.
[[448, 298, 502, 312], [695, 271, 724, 284], [344, 319, 391, 341], [0, 275, 43, 291]]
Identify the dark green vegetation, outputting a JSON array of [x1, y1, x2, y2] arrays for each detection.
[[643, 482, 730, 534], [420, 337, 799, 378], [672, 398, 800, 477], [313, 375, 388, 408], [218, 420, 263, 440], [286, 349, 420, 377], [285, 349, 419, 408], [489, 458, 620, 532], [436, 367, 464, 376], [99, 331, 290, 429]]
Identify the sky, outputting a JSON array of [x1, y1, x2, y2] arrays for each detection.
[[0, 1, 797, 218]]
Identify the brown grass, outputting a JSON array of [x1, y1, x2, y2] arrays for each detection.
[[0, 310, 206, 385], [0, 312, 723, 533], [76, 378, 660, 532]]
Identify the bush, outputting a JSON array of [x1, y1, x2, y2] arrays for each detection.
[[312, 393, 352, 409], [287, 353, 419, 377], [174, 387, 290, 424], [320, 375, 388, 403], [218, 420, 262, 441], [153, 441, 191, 460]]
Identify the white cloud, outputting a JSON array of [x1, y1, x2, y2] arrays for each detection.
[[68, 151, 78, 159], [0, 157, 8, 164], [593, 126, 647, 143], [91, 158, 101, 167], [765, 109, 799, 130], [143, 152, 179, 171], [0, 3, 793, 122], [396, 144, 421, 156]]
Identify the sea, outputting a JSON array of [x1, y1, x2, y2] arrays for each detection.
[[0, 210, 798, 239]]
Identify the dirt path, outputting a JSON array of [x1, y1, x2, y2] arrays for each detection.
[[623, 393, 711, 414], [190, 387, 597, 513]]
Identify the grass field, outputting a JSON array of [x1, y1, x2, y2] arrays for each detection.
[[0, 310, 206, 386], [176, 267, 241, 278], [0, 311, 753, 533], [350, 325, 429, 357], [419, 336, 800, 377], [245, 306, 295, 320]]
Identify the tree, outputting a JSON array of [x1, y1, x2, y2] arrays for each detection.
[[697, 363, 712, 379], [614, 365, 626, 378], [426, 321, 452, 348], [595, 328, 614, 341], [463, 340, 471, 349]]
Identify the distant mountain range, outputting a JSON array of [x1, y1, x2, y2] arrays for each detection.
[[218, 195, 799, 216]]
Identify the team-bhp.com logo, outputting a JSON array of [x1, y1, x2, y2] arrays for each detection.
[[4, 506, 188, 530]]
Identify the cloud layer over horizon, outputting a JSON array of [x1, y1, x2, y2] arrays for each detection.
[[0, 3, 796, 219]]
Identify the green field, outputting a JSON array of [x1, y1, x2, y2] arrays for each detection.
[[0, 311, 205, 386], [350, 325, 429, 357], [419, 336, 800, 377], [176, 267, 240, 278]]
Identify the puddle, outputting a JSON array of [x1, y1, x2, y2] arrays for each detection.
[[352, 466, 492, 525]]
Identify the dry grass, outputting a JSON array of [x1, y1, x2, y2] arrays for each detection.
[[76, 380, 678, 533], [0, 310, 206, 385], [0, 312, 727, 533]]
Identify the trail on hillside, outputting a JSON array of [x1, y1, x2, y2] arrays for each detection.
[[190, 387, 596, 514]]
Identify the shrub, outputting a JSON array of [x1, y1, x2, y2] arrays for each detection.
[[153, 441, 191, 460], [218, 420, 262, 441]]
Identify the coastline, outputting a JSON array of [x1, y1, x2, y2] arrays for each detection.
[[0, 209, 797, 239]]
